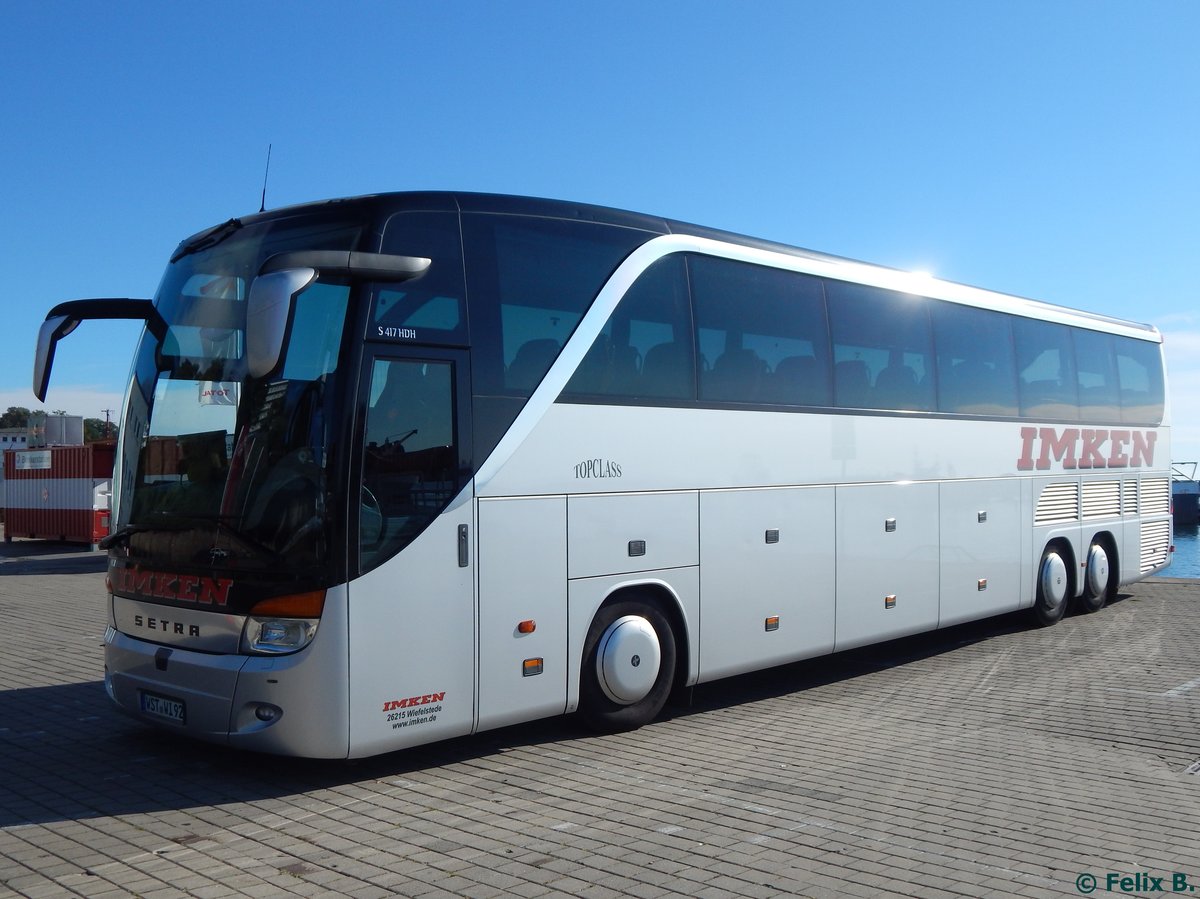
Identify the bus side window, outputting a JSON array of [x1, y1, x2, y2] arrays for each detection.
[[376, 211, 468, 346], [827, 280, 935, 412], [1073, 329, 1121, 423], [690, 255, 830, 407], [1014, 319, 1080, 420], [507, 338, 561, 392], [561, 255, 694, 402], [360, 359, 456, 570], [931, 302, 1018, 416], [1115, 336, 1165, 425], [462, 214, 648, 400]]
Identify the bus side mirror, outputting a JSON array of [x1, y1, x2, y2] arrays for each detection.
[[34, 315, 79, 402], [246, 268, 316, 379], [33, 298, 159, 402]]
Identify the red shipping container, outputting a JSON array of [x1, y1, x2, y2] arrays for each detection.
[[3, 443, 115, 549]]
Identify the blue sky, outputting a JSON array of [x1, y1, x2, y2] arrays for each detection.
[[2, 1, 1198, 461]]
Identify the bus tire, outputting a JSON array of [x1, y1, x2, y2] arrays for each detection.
[[1077, 539, 1113, 614], [579, 598, 676, 732], [1032, 545, 1070, 627]]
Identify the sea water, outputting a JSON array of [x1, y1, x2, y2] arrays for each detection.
[[1169, 523, 1200, 578]]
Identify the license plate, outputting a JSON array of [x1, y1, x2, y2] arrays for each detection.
[[139, 690, 186, 724]]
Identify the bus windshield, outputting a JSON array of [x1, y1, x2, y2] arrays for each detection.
[[113, 215, 363, 594]]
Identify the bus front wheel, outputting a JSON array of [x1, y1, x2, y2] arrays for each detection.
[[579, 599, 676, 732], [1032, 545, 1070, 627]]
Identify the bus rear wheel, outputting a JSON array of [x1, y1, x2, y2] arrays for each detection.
[[579, 599, 676, 732], [1077, 540, 1112, 613], [1032, 545, 1070, 627]]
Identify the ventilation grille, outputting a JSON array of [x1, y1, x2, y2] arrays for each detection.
[[1140, 519, 1170, 573], [1140, 478, 1171, 516], [1035, 483, 1079, 525], [1123, 479, 1139, 515], [1082, 481, 1121, 520]]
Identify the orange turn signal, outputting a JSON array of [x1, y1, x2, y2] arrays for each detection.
[[249, 590, 326, 618]]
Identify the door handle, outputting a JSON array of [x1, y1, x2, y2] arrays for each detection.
[[457, 524, 469, 567]]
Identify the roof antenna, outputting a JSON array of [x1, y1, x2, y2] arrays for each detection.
[[259, 143, 273, 213]]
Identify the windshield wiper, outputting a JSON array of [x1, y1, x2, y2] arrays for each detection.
[[170, 218, 242, 263], [150, 511, 284, 562], [103, 512, 282, 562], [99, 522, 158, 550]]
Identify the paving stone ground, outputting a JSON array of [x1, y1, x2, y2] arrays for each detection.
[[2, 534, 1199, 898]]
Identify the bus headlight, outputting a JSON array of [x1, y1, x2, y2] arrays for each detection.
[[240, 590, 325, 655], [242, 617, 319, 654]]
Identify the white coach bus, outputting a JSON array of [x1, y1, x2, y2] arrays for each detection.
[[34, 192, 1171, 758]]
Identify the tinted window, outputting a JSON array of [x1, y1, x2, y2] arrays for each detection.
[[1073, 329, 1121, 423], [463, 215, 648, 397], [1014, 318, 1078, 420], [360, 358, 458, 573], [563, 255, 694, 400], [283, 282, 349, 381], [463, 214, 649, 458], [690, 256, 831, 406], [550, 244, 1165, 431], [376, 212, 467, 346], [931, 302, 1018, 416], [1115, 336, 1165, 424], [827, 281, 935, 411]]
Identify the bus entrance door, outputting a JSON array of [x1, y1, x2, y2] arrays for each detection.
[[347, 351, 476, 756]]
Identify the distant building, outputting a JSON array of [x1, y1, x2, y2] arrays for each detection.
[[1, 429, 30, 513], [0, 428, 29, 450]]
